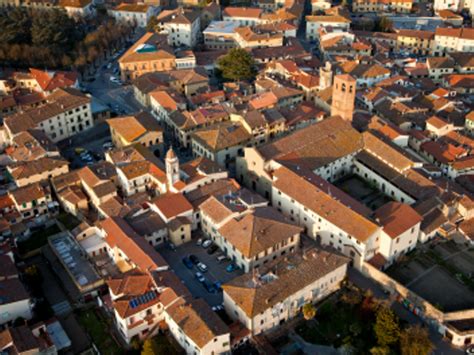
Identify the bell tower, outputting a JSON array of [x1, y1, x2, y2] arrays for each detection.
[[331, 74, 356, 121], [319, 61, 333, 91], [165, 147, 180, 188]]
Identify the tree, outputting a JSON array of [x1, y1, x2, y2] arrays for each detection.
[[31, 9, 77, 50], [141, 336, 177, 355], [374, 305, 400, 347], [24, 265, 43, 296], [146, 16, 158, 33], [0, 7, 31, 44], [349, 322, 362, 337], [376, 16, 393, 33], [341, 288, 363, 306], [130, 335, 141, 351], [370, 346, 391, 355], [141, 338, 158, 355], [302, 303, 316, 320], [400, 325, 434, 355], [217, 48, 257, 82]]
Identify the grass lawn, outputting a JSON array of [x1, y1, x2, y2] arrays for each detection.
[[77, 308, 123, 355], [17, 224, 61, 254], [57, 212, 81, 230]]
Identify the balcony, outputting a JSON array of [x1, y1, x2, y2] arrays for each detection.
[[144, 313, 156, 325]]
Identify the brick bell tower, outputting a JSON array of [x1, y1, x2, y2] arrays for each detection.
[[331, 74, 356, 121]]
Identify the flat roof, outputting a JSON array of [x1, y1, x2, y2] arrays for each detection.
[[46, 320, 71, 350], [49, 233, 102, 289], [203, 21, 241, 35]]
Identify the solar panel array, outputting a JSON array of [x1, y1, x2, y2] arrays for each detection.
[[129, 291, 157, 309]]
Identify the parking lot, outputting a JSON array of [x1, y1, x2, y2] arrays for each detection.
[[158, 238, 244, 307], [58, 122, 112, 169]]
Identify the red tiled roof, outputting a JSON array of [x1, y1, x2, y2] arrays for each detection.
[[29, 68, 78, 92], [374, 202, 422, 239], [101, 217, 168, 271], [153, 193, 193, 219], [223, 7, 262, 18]]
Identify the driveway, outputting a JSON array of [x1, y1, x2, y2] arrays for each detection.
[[158, 239, 244, 307]]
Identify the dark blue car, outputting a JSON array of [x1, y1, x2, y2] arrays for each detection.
[[182, 257, 193, 269], [203, 280, 217, 293]]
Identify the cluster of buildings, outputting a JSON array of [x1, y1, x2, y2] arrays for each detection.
[[0, 0, 473, 352]]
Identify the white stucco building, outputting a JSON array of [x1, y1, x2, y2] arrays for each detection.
[[223, 249, 349, 335]]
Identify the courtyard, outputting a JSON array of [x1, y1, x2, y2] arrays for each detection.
[[386, 240, 474, 312], [158, 237, 244, 307], [334, 175, 393, 211]]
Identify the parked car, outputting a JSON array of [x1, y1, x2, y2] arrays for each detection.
[[195, 272, 205, 283], [203, 280, 216, 293], [92, 153, 102, 161], [102, 141, 113, 150], [189, 254, 199, 265], [207, 244, 218, 255], [212, 305, 224, 312], [197, 262, 208, 273], [195, 238, 203, 246], [202, 239, 212, 248], [214, 281, 222, 292], [110, 77, 122, 85], [217, 255, 230, 263], [182, 257, 193, 269], [226, 263, 237, 273], [168, 242, 176, 251]]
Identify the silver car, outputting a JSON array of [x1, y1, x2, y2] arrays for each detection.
[[197, 262, 208, 273]]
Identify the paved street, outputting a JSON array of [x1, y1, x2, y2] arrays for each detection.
[[158, 239, 244, 307], [85, 75, 144, 116], [348, 269, 464, 355], [81, 30, 146, 117]]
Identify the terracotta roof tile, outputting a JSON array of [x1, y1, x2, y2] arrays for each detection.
[[153, 193, 193, 220], [273, 166, 379, 242], [223, 249, 349, 317], [223, 6, 262, 18], [374, 202, 422, 238], [218, 207, 302, 258], [101, 217, 168, 271]]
